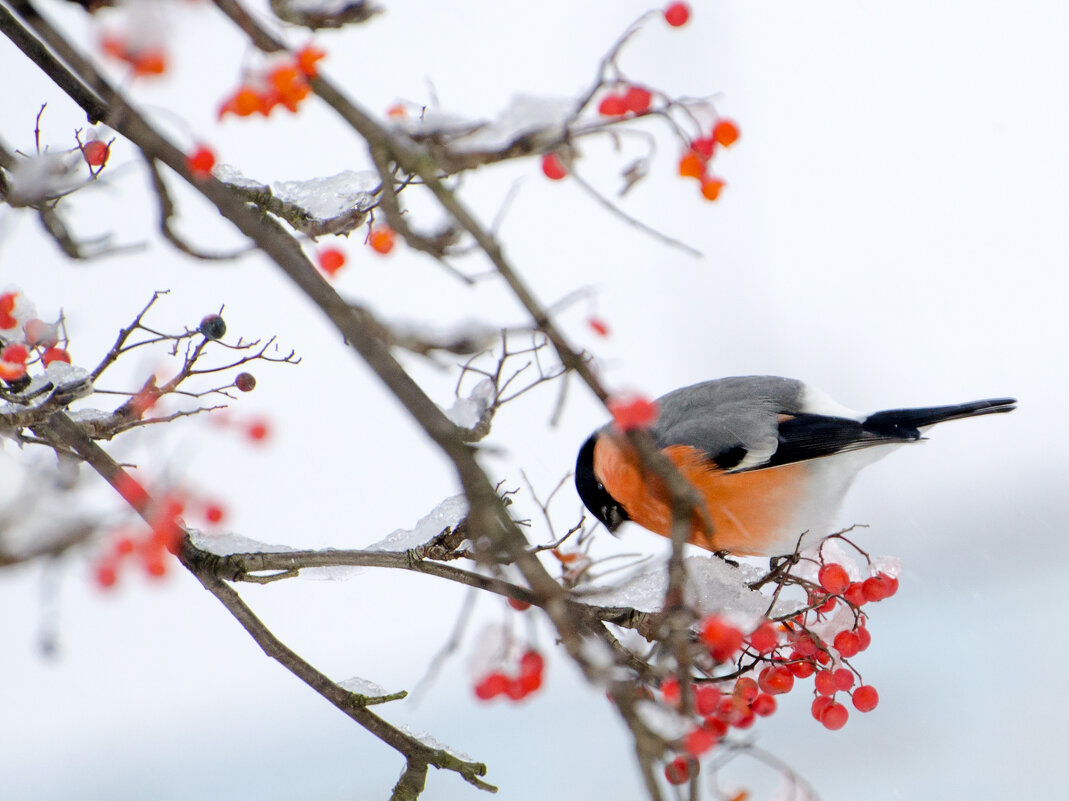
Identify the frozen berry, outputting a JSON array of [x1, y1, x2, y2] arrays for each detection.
[[818, 563, 850, 595], [199, 314, 226, 340]]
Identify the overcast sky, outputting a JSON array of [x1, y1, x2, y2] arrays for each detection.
[[2, 2, 1066, 800]]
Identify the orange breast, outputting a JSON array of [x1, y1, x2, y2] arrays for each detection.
[[592, 436, 809, 556]]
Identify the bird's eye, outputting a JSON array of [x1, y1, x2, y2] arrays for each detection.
[[597, 482, 605, 491]]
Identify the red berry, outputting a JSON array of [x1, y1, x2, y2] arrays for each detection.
[[857, 625, 872, 651], [664, 756, 693, 786], [820, 701, 849, 730], [852, 684, 879, 712], [235, 372, 256, 392], [664, 2, 691, 27], [701, 616, 744, 662], [541, 152, 567, 180], [295, 44, 326, 78], [41, 347, 71, 366], [818, 595, 838, 614], [519, 649, 544, 678], [751, 693, 777, 717], [505, 678, 528, 700], [247, 420, 270, 442], [814, 670, 838, 697], [83, 140, 110, 167], [622, 86, 652, 114], [0, 293, 16, 330], [844, 582, 868, 606], [368, 226, 395, 255], [862, 575, 894, 602], [702, 716, 729, 739], [833, 630, 861, 659], [318, 247, 346, 276], [684, 726, 716, 756], [474, 671, 509, 700], [818, 563, 851, 595], [884, 574, 900, 597], [733, 676, 759, 702], [690, 136, 715, 159], [517, 670, 543, 694], [205, 504, 225, 524], [94, 562, 118, 589], [700, 176, 725, 201], [791, 633, 819, 658], [694, 684, 721, 715], [598, 94, 628, 117], [811, 695, 834, 721], [661, 676, 681, 705], [114, 537, 136, 557], [1, 343, 28, 364], [788, 657, 815, 678], [749, 621, 779, 654], [712, 118, 740, 147], [186, 144, 216, 178], [608, 394, 659, 433], [758, 665, 794, 695], [113, 472, 149, 509], [507, 597, 531, 611], [587, 316, 610, 337], [832, 668, 855, 691]]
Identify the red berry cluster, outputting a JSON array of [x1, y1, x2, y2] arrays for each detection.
[[678, 118, 740, 202], [100, 33, 167, 77], [473, 648, 546, 702], [93, 483, 228, 590], [0, 292, 70, 383], [218, 45, 326, 119], [659, 567, 897, 782], [598, 85, 655, 117]]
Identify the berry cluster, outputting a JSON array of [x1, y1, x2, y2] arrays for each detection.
[[659, 557, 898, 785], [93, 479, 228, 590], [217, 45, 325, 120], [100, 33, 167, 77], [473, 648, 546, 702], [678, 118, 740, 201], [0, 291, 69, 384], [598, 85, 654, 118]]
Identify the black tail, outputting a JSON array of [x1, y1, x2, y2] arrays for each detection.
[[864, 398, 1017, 439]]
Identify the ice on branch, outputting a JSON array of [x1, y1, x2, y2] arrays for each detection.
[[272, 170, 377, 220], [579, 556, 800, 619], [399, 94, 576, 154], [365, 494, 468, 552], [338, 675, 387, 696], [214, 166, 376, 236], [445, 378, 494, 430], [0, 363, 94, 423], [396, 724, 472, 761], [189, 529, 295, 556]]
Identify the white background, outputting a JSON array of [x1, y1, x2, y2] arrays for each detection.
[[1, 1, 1066, 799]]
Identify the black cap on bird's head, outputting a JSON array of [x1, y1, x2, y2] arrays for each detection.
[[575, 434, 630, 533]]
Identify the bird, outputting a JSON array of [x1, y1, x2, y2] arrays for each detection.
[[575, 376, 1016, 557]]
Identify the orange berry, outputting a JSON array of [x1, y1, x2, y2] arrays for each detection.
[[295, 44, 326, 77], [679, 150, 705, 179], [368, 226, 395, 255], [712, 118, 740, 147], [700, 176, 725, 201]]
